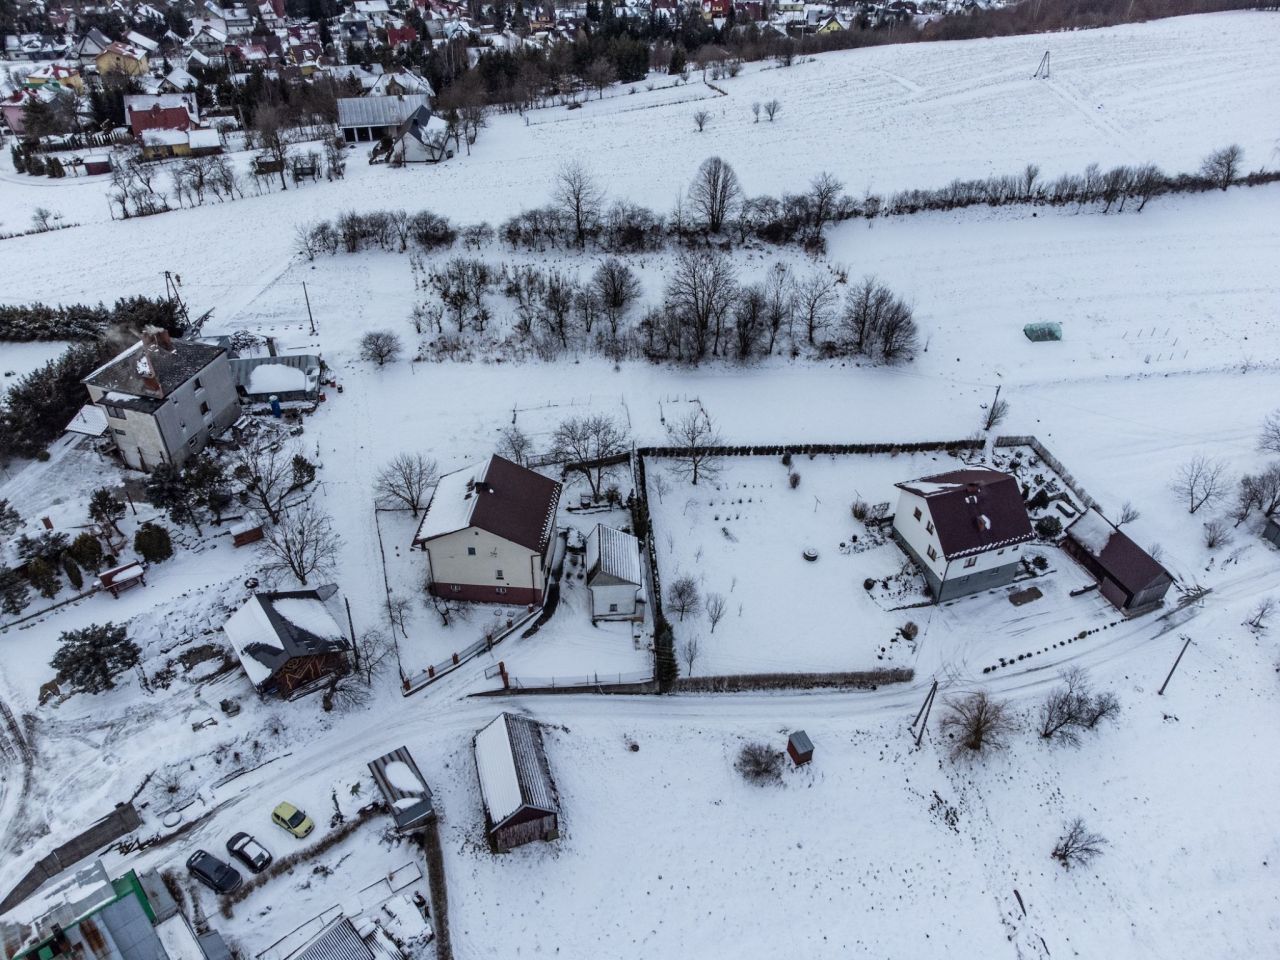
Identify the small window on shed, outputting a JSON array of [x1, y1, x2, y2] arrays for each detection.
[[450, 585, 461, 593], [609, 603, 618, 612], [495, 586, 508, 595]]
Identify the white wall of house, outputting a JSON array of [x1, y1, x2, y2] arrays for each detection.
[[588, 579, 641, 620], [893, 489, 1023, 584], [424, 526, 544, 593]]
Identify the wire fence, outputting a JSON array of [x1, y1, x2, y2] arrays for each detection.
[[496, 670, 655, 690]]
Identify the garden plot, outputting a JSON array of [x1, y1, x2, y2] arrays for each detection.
[[646, 450, 977, 676]]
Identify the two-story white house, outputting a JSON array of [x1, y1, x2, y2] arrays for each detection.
[[891, 468, 1033, 602], [81, 327, 241, 472], [412, 455, 562, 605]]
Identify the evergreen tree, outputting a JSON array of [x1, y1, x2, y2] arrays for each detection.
[[17, 530, 68, 565], [185, 454, 231, 523], [146, 462, 203, 534], [0, 498, 19, 537], [68, 532, 105, 571], [50, 622, 141, 695], [26, 557, 60, 598], [668, 45, 686, 75], [89, 487, 126, 536], [0, 567, 29, 617], [63, 555, 84, 590], [134, 522, 173, 563]]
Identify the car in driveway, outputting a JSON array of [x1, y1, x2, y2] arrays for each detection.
[[186, 850, 243, 894], [226, 833, 273, 873], [271, 801, 315, 838]]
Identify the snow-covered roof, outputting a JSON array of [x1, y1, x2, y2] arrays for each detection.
[[142, 128, 189, 145], [223, 587, 349, 688], [368, 746, 434, 830], [188, 128, 220, 149], [413, 455, 561, 553], [473, 713, 557, 828], [336, 93, 430, 128], [586, 524, 642, 586], [65, 403, 108, 437], [246, 363, 306, 395], [0, 861, 116, 951], [1066, 509, 1171, 595]]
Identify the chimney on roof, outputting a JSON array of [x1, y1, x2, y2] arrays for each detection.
[[142, 325, 174, 351]]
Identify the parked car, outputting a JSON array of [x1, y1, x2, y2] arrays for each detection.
[[186, 850, 243, 894], [226, 832, 273, 873], [271, 801, 315, 838]]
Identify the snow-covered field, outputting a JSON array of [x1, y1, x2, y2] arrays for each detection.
[[2, 10, 1280, 960]]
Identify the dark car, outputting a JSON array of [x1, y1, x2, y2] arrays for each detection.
[[226, 833, 273, 873], [186, 850, 243, 894]]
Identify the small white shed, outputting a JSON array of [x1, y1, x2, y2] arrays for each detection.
[[585, 524, 644, 622]]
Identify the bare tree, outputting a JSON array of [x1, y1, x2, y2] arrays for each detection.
[[806, 172, 844, 240], [551, 414, 628, 501], [350, 627, 395, 685], [1116, 501, 1141, 527], [940, 691, 1015, 759], [1245, 596, 1274, 631], [554, 160, 604, 248], [1202, 518, 1230, 549], [687, 156, 742, 234], [498, 424, 533, 466], [681, 633, 700, 675], [586, 57, 615, 99], [692, 109, 711, 132], [763, 99, 781, 121], [1200, 144, 1243, 190], [1079, 690, 1120, 730], [375, 453, 439, 516], [735, 742, 784, 784], [665, 408, 722, 485], [1052, 818, 1107, 869], [385, 592, 413, 639], [652, 472, 671, 504], [231, 434, 299, 524], [1259, 410, 1280, 455], [1172, 455, 1228, 514], [260, 504, 340, 586], [664, 251, 738, 359], [982, 398, 1009, 431], [793, 271, 837, 346], [751, 101, 760, 123], [666, 573, 701, 621], [252, 103, 292, 191], [360, 330, 402, 366], [1037, 666, 1091, 744], [705, 592, 726, 633], [592, 258, 641, 340]]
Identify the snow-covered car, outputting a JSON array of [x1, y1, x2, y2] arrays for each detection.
[[271, 801, 315, 838], [226, 832, 273, 873], [186, 850, 243, 894]]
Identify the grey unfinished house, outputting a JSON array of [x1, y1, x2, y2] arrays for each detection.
[[473, 713, 559, 853], [892, 469, 1033, 602], [81, 328, 240, 472]]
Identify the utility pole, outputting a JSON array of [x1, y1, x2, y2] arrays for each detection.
[[911, 679, 939, 747], [1157, 635, 1193, 696], [162, 271, 190, 330], [302, 281, 316, 336]]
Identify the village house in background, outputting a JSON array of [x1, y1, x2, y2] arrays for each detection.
[[473, 713, 560, 853], [584, 524, 645, 622], [892, 469, 1034, 601], [221, 585, 352, 699], [413, 455, 562, 605], [0, 859, 230, 960], [391, 105, 451, 164], [80, 327, 240, 472], [1063, 510, 1174, 614]]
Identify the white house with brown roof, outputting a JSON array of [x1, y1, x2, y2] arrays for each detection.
[[892, 468, 1033, 601], [412, 455, 562, 605], [81, 328, 240, 471]]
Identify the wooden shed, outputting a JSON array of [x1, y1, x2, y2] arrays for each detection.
[[98, 561, 146, 598], [787, 730, 814, 767], [368, 746, 435, 834], [1064, 510, 1173, 615], [473, 713, 559, 853], [229, 517, 264, 547]]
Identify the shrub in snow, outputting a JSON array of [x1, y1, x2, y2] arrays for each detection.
[[62, 555, 83, 590], [788, 472, 801, 489], [901, 621, 919, 641], [940, 691, 1015, 760], [781, 452, 792, 467], [851, 499, 869, 521], [1052, 817, 1107, 869], [26, 558, 60, 598], [1035, 516, 1062, 539], [1032, 554, 1049, 570], [1202, 519, 1230, 550], [134, 522, 173, 564], [69, 532, 104, 571], [735, 742, 784, 785]]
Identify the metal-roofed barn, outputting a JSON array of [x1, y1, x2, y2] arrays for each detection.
[[368, 747, 435, 833], [473, 713, 559, 853], [584, 524, 644, 622], [1063, 509, 1173, 615], [337, 93, 430, 142]]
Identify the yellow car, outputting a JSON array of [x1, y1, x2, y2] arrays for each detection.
[[271, 802, 315, 838]]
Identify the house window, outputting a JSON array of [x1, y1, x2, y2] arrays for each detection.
[[199, 401, 210, 416], [963, 557, 977, 568], [449, 585, 461, 593], [926, 545, 938, 561], [913, 506, 922, 521], [609, 603, 618, 613], [113, 428, 126, 437], [467, 546, 476, 556], [103, 403, 126, 420], [997, 549, 1005, 555], [194, 377, 203, 390], [495, 569, 503, 579], [926, 521, 934, 534], [187, 436, 199, 447], [495, 586, 508, 595]]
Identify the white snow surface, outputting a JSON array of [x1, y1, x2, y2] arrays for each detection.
[[413, 459, 483, 542], [246, 363, 307, 395], [270, 597, 345, 641], [1069, 508, 1117, 557], [382, 760, 424, 795], [473, 714, 524, 825]]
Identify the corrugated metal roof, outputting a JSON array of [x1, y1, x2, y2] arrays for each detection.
[[474, 714, 556, 828], [586, 524, 642, 586], [368, 746, 434, 830], [291, 919, 372, 960], [336, 94, 429, 128]]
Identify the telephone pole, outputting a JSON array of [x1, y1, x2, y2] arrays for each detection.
[[911, 679, 939, 747], [1157, 635, 1193, 696], [302, 282, 316, 336], [163, 271, 190, 330]]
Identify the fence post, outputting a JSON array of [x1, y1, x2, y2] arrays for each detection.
[[452, 652, 459, 666]]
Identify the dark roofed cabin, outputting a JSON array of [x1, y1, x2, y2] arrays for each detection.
[[473, 713, 559, 853], [1063, 510, 1173, 615]]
